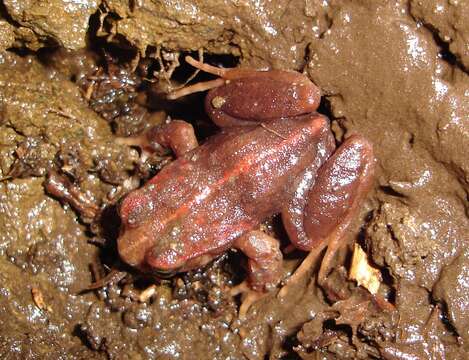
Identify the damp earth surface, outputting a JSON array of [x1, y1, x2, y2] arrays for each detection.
[[0, 0, 468, 359]]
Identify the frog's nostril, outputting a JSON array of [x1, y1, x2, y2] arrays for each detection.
[[118, 195, 134, 224]]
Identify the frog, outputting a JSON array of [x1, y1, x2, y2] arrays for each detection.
[[117, 56, 376, 313]]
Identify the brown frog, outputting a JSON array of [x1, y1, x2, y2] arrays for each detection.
[[117, 57, 376, 311]]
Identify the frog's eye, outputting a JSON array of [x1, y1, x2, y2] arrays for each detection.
[[119, 191, 153, 227]]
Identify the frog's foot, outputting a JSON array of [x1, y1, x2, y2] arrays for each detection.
[[167, 56, 227, 100], [167, 78, 226, 100], [167, 56, 262, 100], [278, 228, 349, 299], [317, 229, 346, 287], [230, 281, 268, 320], [231, 231, 283, 318], [278, 241, 327, 298]]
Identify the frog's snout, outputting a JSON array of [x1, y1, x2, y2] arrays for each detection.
[[118, 189, 155, 229], [117, 225, 152, 269]]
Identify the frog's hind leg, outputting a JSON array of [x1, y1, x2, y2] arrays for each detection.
[[310, 136, 375, 286], [279, 135, 376, 297], [231, 230, 283, 319]]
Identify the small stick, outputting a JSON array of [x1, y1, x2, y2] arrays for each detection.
[[48, 108, 79, 121], [84, 81, 95, 100], [260, 123, 287, 140], [79, 269, 127, 292], [0, 175, 12, 182]]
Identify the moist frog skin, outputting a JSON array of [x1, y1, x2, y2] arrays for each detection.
[[117, 58, 376, 300]]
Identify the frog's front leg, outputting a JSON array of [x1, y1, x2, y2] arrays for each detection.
[[235, 230, 283, 292], [280, 135, 376, 296], [230, 230, 283, 318], [117, 119, 198, 158]]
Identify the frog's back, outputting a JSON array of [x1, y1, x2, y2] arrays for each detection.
[[118, 115, 332, 270]]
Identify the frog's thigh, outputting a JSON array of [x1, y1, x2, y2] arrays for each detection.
[[234, 230, 283, 292], [304, 135, 375, 244], [305, 135, 375, 280], [281, 150, 332, 250]]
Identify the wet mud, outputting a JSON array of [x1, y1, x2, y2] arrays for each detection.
[[0, 0, 467, 359]]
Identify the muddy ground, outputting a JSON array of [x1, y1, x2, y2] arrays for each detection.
[[0, 0, 468, 359]]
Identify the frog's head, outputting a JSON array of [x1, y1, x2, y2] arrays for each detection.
[[117, 188, 155, 271], [117, 188, 197, 276]]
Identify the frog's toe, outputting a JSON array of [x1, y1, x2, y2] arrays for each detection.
[[230, 281, 269, 320], [277, 242, 327, 298]]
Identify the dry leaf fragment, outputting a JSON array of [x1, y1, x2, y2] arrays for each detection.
[[31, 287, 52, 312], [139, 284, 157, 302], [349, 243, 381, 294]]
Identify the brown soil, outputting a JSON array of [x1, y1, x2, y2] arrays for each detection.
[[0, 1, 467, 359]]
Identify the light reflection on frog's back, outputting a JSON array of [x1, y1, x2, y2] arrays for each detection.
[[128, 115, 334, 268]]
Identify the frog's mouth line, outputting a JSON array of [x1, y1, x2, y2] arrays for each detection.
[[149, 267, 180, 279]]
